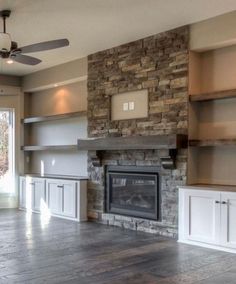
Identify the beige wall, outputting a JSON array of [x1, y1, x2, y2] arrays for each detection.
[[190, 11, 236, 51], [22, 57, 87, 92], [189, 98, 236, 140], [201, 45, 236, 93], [191, 147, 236, 186], [189, 52, 202, 95], [0, 75, 21, 87], [27, 81, 87, 116], [189, 45, 236, 94]]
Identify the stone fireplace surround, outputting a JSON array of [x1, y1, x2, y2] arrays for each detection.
[[87, 26, 189, 238]]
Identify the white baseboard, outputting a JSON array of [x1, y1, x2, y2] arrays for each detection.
[[0, 195, 18, 208], [178, 239, 236, 254], [19, 207, 87, 222]]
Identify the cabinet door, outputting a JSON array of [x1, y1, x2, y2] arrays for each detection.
[[220, 192, 236, 249], [62, 181, 76, 218], [25, 178, 34, 210], [47, 180, 62, 215], [19, 177, 26, 209], [32, 178, 46, 212], [184, 189, 221, 245]]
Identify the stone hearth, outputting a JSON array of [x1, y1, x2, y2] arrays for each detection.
[[87, 26, 189, 237]]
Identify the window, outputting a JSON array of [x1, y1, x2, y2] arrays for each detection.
[[0, 109, 14, 194]]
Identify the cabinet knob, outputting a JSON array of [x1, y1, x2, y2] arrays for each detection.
[[222, 201, 227, 205], [57, 185, 64, 188], [215, 200, 220, 204]]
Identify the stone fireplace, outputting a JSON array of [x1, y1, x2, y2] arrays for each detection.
[[86, 26, 189, 237]]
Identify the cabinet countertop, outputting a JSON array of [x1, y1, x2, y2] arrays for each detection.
[[21, 174, 88, 181], [179, 184, 236, 192]]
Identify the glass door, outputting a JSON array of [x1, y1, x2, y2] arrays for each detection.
[[0, 109, 14, 194]]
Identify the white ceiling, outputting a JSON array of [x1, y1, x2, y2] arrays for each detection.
[[0, 0, 236, 76]]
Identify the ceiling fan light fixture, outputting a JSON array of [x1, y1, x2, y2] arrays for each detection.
[[6, 58, 13, 64], [0, 32, 11, 52]]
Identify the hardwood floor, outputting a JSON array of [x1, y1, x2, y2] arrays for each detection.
[[0, 210, 236, 283]]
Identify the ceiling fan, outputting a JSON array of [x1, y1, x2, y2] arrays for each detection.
[[0, 10, 69, 65]]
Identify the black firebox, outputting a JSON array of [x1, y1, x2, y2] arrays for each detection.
[[106, 166, 161, 220]]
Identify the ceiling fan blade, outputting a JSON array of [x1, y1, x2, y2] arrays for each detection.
[[19, 39, 69, 54], [11, 54, 41, 65]]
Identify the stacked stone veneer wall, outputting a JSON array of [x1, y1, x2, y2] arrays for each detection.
[[87, 26, 189, 237]]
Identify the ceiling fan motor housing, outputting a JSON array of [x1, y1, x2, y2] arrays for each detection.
[[0, 32, 11, 53]]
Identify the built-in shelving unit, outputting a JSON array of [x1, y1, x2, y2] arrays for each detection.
[[22, 111, 87, 124], [22, 79, 88, 177], [21, 110, 87, 151], [188, 46, 236, 186]]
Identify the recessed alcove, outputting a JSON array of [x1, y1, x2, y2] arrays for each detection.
[[189, 45, 236, 95], [188, 45, 236, 186]]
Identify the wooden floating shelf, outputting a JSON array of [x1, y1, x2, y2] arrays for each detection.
[[22, 111, 87, 124], [78, 134, 188, 169], [77, 134, 187, 151], [21, 145, 78, 151], [189, 89, 236, 102], [189, 139, 236, 147]]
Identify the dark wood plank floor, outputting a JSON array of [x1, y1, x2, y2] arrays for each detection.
[[0, 210, 236, 284]]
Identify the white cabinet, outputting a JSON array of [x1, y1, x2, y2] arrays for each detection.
[[47, 180, 63, 215], [183, 190, 221, 245], [19, 177, 27, 209], [62, 182, 76, 218], [19, 176, 87, 222], [46, 179, 77, 218], [19, 176, 46, 211], [32, 178, 46, 212], [179, 187, 236, 253]]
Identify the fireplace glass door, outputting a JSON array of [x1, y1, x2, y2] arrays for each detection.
[[106, 167, 160, 220]]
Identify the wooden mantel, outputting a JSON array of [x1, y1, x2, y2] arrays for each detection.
[[77, 134, 187, 150], [78, 134, 187, 169]]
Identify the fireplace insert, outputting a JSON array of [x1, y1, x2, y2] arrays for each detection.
[[106, 166, 161, 220]]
